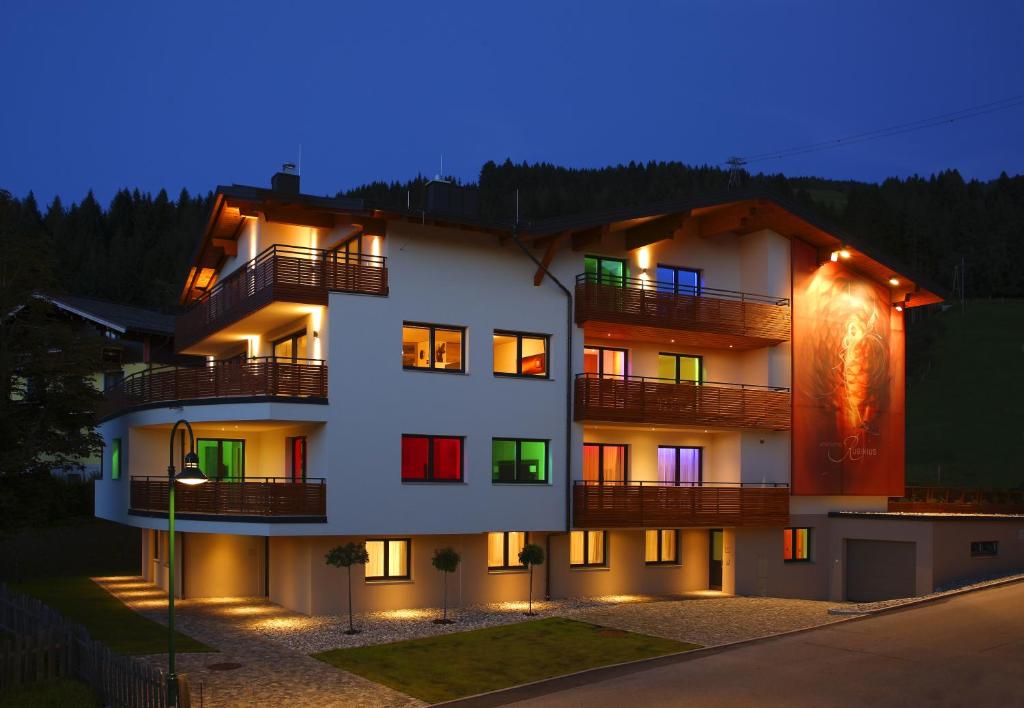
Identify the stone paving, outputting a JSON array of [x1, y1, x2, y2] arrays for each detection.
[[563, 594, 851, 647], [94, 576, 422, 708]]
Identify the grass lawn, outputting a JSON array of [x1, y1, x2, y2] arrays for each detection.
[[10, 577, 212, 655], [0, 677, 102, 708], [314, 617, 698, 703]]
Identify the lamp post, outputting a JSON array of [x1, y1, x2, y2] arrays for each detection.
[[166, 419, 207, 707]]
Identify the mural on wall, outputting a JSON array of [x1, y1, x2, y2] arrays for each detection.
[[792, 240, 905, 496]]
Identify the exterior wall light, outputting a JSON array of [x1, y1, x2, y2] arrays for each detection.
[[829, 251, 839, 262], [888, 277, 900, 286], [839, 249, 851, 259]]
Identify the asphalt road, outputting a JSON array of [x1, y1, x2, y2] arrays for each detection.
[[509, 582, 1024, 708]]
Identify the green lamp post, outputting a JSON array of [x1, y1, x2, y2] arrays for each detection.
[[166, 419, 207, 707]]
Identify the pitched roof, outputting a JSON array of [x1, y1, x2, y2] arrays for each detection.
[[36, 293, 175, 336]]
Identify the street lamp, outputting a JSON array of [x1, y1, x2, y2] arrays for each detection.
[[166, 419, 207, 707]]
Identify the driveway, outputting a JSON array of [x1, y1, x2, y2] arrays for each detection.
[[508, 581, 1024, 708]]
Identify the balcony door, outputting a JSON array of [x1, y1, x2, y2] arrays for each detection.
[[197, 438, 244, 482], [657, 353, 702, 384], [273, 330, 307, 362], [584, 255, 627, 287], [583, 443, 627, 484], [286, 436, 307, 482], [584, 346, 628, 379], [656, 265, 700, 295], [657, 446, 702, 486], [709, 528, 723, 590]]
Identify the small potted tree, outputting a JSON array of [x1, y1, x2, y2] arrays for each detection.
[[325, 541, 370, 635], [518, 543, 545, 616], [431, 547, 461, 624]]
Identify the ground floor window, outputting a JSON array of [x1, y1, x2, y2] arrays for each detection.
[[783, 527, 811, 562], [970, 540, 999, 557], [197, 438, 244, 481], [570, 530, 607, 568], [645, 529, 679, 565], [487, 531, 527, 570], [366, 539, 410, 580]]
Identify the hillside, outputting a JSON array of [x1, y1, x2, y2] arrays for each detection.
[[906, 299, 1024, 488]]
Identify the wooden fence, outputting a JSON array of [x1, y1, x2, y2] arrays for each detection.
[[0, 585, 187, 707]]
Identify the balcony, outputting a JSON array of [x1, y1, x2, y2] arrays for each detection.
[[889, 487, 1024, 515], [176, 244, 387, 352], [575, 274, 790, 350], [102, 357, 327, 417], [129, 477, 327, 522], [574, 373, 791, 430], [573, 481, 789, 528]]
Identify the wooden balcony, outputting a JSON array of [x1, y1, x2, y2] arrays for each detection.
[[129, 477, 327, 522], [575, 275, 790, 350], [102, 357, 327, 417], [573, 481, 790, 528], [889, 487, 1024, 515], [574, 374, 791, 430], [176, 244, 387, 352]]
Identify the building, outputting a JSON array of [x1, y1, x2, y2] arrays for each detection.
[[94, 168, 1022, 611]]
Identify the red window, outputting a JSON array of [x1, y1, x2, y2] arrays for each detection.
[[287, 437, 307, 482], [402, 435, 463, 482]]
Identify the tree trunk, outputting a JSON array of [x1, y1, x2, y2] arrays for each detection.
[[528, 566, 533, 614], [347, 565, 354, 633], [442, 571, 448, 622]]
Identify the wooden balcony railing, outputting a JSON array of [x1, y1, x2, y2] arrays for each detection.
[[574, 373, 791, 430], [575, 274, 790, 348], [176, 244, 387, 350], [102, 357, 327, 416], [889, 486, 1024, 515], [573, 480, 790, 528], [130, 476, 326, 520]]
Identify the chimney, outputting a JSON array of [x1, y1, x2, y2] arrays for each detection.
[[271, 163, 300, 194]]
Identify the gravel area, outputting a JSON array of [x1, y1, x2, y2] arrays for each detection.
[[255, 595, 667, 654], [564, 595, 850, 647], [829, 571, 1024, 615]]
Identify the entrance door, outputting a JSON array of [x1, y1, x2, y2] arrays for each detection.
[[709, 529, 723, 590]]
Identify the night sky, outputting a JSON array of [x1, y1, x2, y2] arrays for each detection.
[[3, 1, 1023, 205]]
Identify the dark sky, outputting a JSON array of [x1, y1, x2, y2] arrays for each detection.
[[3, 1, 1023, 206]]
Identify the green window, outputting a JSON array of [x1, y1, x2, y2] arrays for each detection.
[[492, 438, 548, 483], [584, 255, 627, 287], [197, 439, 245, 482], [657, 353, 702, 383], [111, 438, 122, 480]]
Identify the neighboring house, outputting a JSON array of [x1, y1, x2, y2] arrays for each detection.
[[22, 294, 186, 477], [94, 167, 1024, 609]]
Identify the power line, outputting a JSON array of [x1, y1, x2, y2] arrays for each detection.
[[730, 93, 1024, 167]]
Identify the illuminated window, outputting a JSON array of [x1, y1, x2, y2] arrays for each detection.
[[645, 529, 679, 565], [493, 331, 549, 377], [286, 436, 306, 482], [401, 435, 463, 482], [657, 446, 702, 485], [584, 255, 627, 287], [402, 323, 465, 372], [365, 539, 410, 580], [657, 353, 702, 384], [570, 530, 607, 568], [582, 443, 627, 483], [273, 330, 307, 362], [487, 531, 527, 570], [656, 265, 700, 295], [583, 346, 627, 378], [492, 439, 548, 483], [970, 541, 998, 557], [783, 527, 811, 562], [197, 439, 245, 482], [111, 438, 122, 481]]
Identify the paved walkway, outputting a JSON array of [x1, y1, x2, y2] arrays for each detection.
[[94, 577, 421, 708], [508, 581, 1024, 708], [563, 595, 847, 646]]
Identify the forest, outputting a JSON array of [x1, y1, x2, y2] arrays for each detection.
[[2, 159, 1022, 312]]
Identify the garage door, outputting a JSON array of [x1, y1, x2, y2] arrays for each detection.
[[845, 540, 916, 602]]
